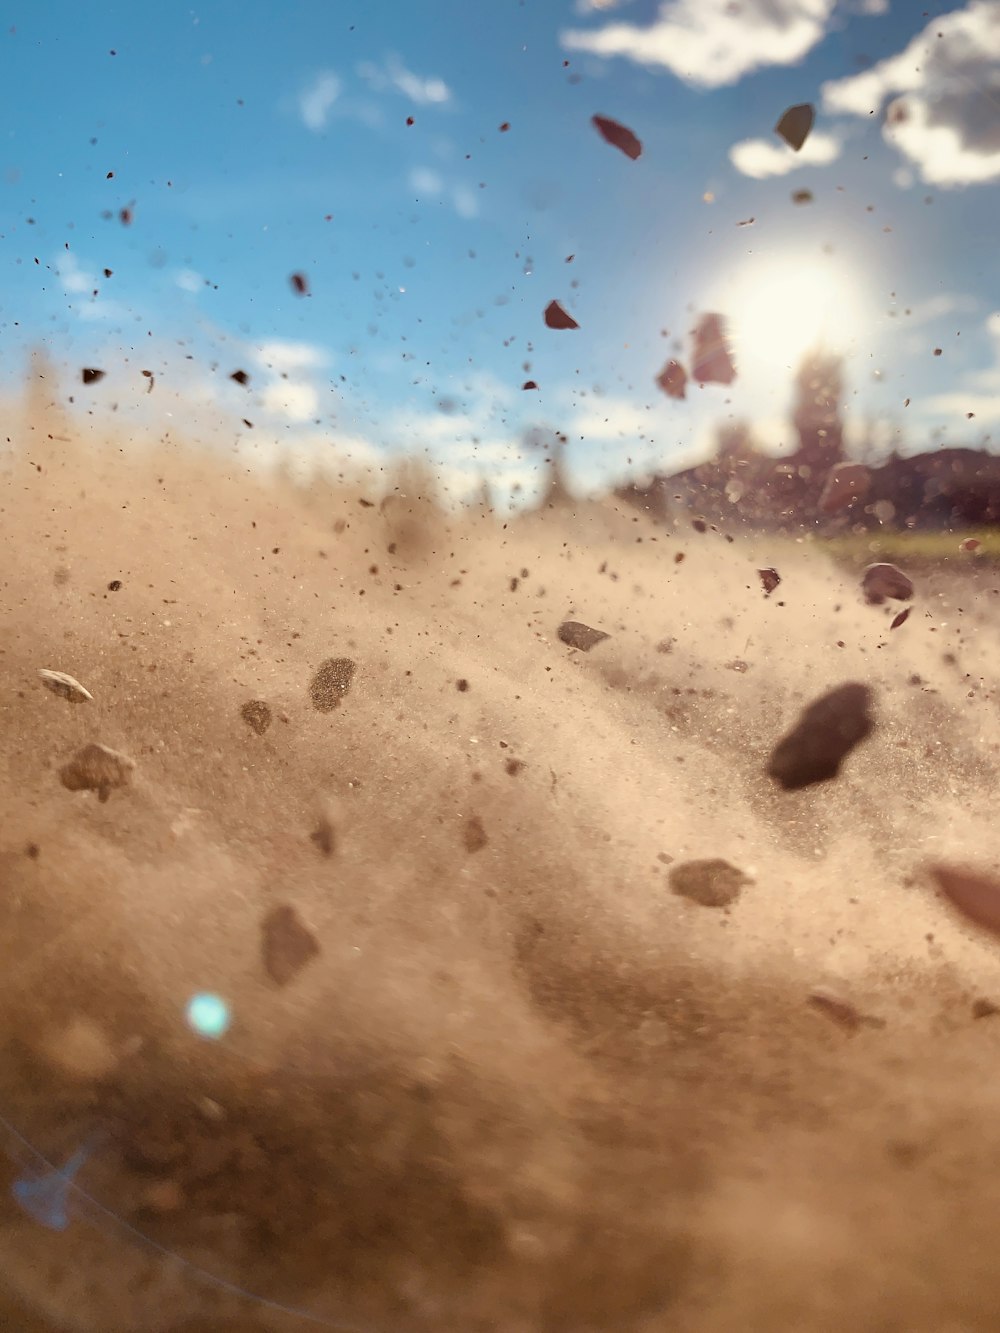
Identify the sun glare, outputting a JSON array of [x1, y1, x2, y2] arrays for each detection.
[[724, 257, 865, 377]]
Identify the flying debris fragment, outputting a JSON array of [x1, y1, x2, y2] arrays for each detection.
[[758, 567, 781, 597], [655, 359, 687, 400], [930, 864, 1000, 939], [862, 562, 913, 605], [59, 742, 135, 803], [38, 669, 93, 703], [775, 103, 815, 152], [141, 369, 154, 393], [544, 300, 579, 330], [691, 313, 736, 385], [792, 189, 814, 205], [669, 858, 749, 908], [591, 114, 642, 161], [767, 683, 874, 790], [81, 368, 105, 385], [261, 904, 320, 986], [557, 620, 609, 652]]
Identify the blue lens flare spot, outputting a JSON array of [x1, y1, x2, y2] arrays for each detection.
[[12, 1143, 91, 1231], [185, 992, 231, 1040]]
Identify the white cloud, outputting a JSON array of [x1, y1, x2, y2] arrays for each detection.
[[252, 340, 328, 373], [261, 381, 319, 422], [897, 292, 979, 328], [175, 269, 202, 293], [358, 55, 451, 106], [299, 72, 341, 131], [729, 130, 841, 178], [245, 338, 331, 424], [566, 396, 658, 440], [561, 0, 836, 88], [409, 167, 443, 196], [822, 1, 1000, 186], [451, 184, 479, 218], [408, 168, 478, 217], [59, 252, 92, 295], [55, 252, 126, 322]]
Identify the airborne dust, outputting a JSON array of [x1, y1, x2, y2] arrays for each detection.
[[3, 388, 1000, 1333]]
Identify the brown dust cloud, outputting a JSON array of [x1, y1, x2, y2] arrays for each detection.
[[4, 386, 1000, 1333]]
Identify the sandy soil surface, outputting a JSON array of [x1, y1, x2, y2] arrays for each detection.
[[3, 408, 1000, 1332]]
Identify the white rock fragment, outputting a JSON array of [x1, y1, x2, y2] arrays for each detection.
[[38, 669, 93, 703]]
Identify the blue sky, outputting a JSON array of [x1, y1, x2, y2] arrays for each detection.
[[3, 0, 1000, 501]]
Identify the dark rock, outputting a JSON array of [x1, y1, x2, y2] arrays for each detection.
[[767, 683, 874, 790], [59, 742, 135, 803], [557, 621, 610, 652], [758, 567, 781, 596], [261, 905, 320, 986], [310, 817, 336, 856], [929, 864, 1000, 938], [691, 313, 736, 385], [591, 114, 642, 160], [973, 997, 1000, 1019], [544, 300, 579, 330], [669, 858, 749, 908], [775, 102, 815, 151], [655, 359, 687, 400], [862, 563, 913, 605]]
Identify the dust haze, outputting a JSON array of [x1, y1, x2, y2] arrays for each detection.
[[3, 391, 1000, 1333]]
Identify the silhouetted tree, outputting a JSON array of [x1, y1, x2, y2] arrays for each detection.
[[714, 418, 760, 468], [791, 350, 845, 477]]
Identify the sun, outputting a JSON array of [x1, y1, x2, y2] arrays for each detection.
[[722, 256, 866, 377]]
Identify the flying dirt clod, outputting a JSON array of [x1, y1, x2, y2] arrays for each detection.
[[766, 683, 874, 790]]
